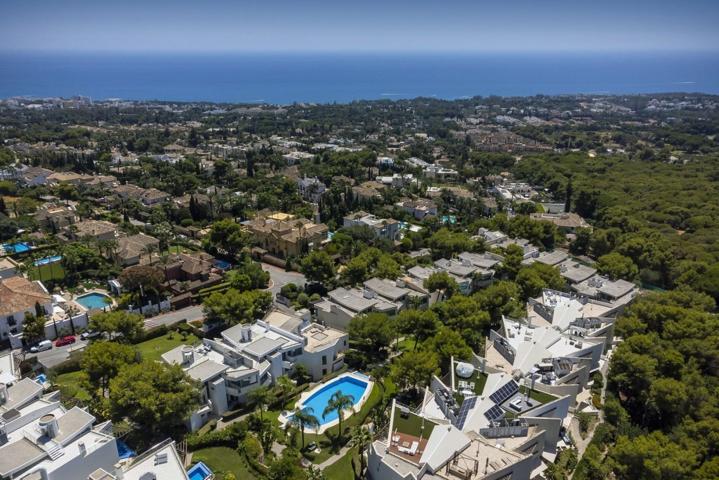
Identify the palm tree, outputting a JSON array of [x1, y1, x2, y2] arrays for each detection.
[[349, 426, 373, 478], [289, 407, 320, 450], [143, 243, 158, 265], [64, 303, 79, 335], [323, 391, 355, 440], [276, 375, 295, 408], [249, 386, 273, 421]]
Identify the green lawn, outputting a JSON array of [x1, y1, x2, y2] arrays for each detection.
[[324, 447, 359, 480], [54, 333, 197, 400], [191, 446, 258, 479], [55, 370, 92, 402], [520, 386, 558, 404], [472, 371, 488, 395], [392, 407, 437, 438], [134, 331, 198, 362], [28, 262, 66, 282]]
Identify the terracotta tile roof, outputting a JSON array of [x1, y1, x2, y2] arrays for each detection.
[[0, 277, 51, 316]]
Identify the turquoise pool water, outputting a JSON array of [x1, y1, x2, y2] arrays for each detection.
[[300, 376, 369, 426], [76, 292, 112, 310], [187, 462, 212, 480], [34, 255, 62, 266], [2, 242, 31, 254]]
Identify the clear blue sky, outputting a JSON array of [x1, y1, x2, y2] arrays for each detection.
[[1, 0, 718, 53]]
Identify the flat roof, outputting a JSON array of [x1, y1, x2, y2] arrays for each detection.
[[2, 378, 42, 411], [328, 287, 378, 312], [557, 259, 597, 284], [186, 359, 228, 383], [243, 336, 287, 358], [535, 250, 569, 266], [363, 278, 408, 301], [303, 325, 346, 353]]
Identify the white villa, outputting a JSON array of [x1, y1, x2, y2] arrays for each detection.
[[0, 379, 119, 480], [162, 309, 348, 431]]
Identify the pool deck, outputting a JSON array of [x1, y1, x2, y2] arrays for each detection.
[[279, 371, 374, 434]]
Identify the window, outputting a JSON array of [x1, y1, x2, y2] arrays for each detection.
[[7, 316, 16, 327], [322, 355, 327, 365], [240, 377, 257, 388]]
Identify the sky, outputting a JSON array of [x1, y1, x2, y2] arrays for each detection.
[[1, 0, 718, 53]]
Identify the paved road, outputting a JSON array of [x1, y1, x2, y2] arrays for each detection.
[[24, 339, 89, 369], [19, 304, 205, 369], [144, 305, 205, 329], [261, 262, 307, 296]]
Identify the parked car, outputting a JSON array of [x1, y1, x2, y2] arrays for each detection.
[[80, 330, 100, 340], [54, 335, 77, 347], [30, 340, 53, 353]]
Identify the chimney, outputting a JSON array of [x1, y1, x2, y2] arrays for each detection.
[[0, 383, 7, 406], [78, 441, 86, 456], [39, 414, 59, 439], [240, 325, 252, 343], [181, 346, 194, 365], [114, 463, 125, 479]]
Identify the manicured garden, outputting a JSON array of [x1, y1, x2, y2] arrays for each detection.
[[55, 370, 91, 402], [135, 331, 199, 362], [28, 261, 66, 282], [392, 406, 437, 438], [191, 446, 258, 479], [323, 446, 359, 480], [282, 381, 390, 464]]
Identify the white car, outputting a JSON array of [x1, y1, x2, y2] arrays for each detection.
[[30, 340, 52, 353]]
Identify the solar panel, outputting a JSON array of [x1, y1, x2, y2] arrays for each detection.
[[455, 396, 477, 430], [489, 380, 519, 405], [484, 405, 505, 422]]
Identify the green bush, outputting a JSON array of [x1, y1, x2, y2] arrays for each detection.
[[239, 435, 266, 474], [138, 324, 169, 343], [187, 421, 249, 450], [51, 350, 84, 375]]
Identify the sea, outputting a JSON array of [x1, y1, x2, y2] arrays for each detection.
[[1, 52, 718, 104]]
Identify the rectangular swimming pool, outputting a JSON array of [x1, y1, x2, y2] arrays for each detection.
[[187, 461, 213, 480]]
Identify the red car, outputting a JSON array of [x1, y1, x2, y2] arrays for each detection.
[[54, 335, 77, 347]]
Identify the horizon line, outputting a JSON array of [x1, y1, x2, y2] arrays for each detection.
[[2, 48, 719, 55]]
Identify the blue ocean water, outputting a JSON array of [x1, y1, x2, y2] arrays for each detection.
[[0, 52, 718, 104]]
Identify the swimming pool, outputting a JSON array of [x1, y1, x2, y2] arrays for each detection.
[[2, 242, 31, 254], [116, 439, 136, 460], [213, 259, 232, 270], [34, 255, 63, 266], [187, 461, 213, 480], [76, 292, 112, 310], [298, 374, 371, 428]]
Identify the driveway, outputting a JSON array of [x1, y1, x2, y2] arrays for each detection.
[[261, 263, 307, 296]]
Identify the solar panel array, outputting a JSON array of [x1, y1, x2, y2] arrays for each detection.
[[489, 380, 519, 404], [484, 404, 505, 422], [455, 396, 477, 429]]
